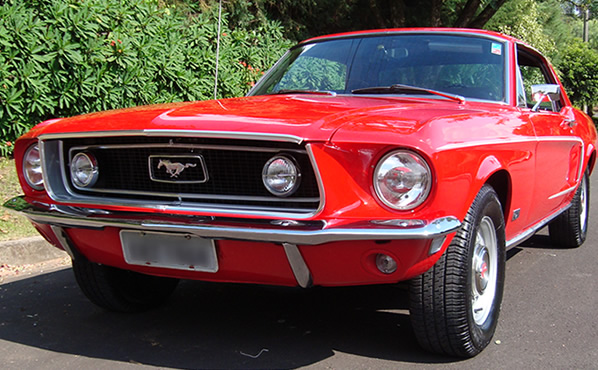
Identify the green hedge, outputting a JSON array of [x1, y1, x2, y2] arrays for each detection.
[[0, 0, 292, 156], [557, 40, 598, 114]]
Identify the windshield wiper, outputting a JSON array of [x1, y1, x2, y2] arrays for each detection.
[[270, 89, 337, 96], [351, 84, 465, 104]]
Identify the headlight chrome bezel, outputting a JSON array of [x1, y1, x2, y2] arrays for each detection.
[[70, 152, 100, 189], [23, 144, 44, 190], [373, 149, 432, 211], [262, 155, 301, 197]]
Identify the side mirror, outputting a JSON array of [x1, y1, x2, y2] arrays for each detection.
[[531, 84, 561, 112]]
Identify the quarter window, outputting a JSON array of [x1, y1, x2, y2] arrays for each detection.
[[516, 46, 561, 111]]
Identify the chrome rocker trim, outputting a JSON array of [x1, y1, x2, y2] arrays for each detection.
[[4, 196, 461, 246]]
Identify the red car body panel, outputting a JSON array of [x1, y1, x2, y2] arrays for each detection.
[[6, 28, 597, 289]]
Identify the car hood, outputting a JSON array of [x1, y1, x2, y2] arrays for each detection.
[[31, 94, 488, 143]]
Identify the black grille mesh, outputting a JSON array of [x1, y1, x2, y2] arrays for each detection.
[[62, 137, 320, 211]]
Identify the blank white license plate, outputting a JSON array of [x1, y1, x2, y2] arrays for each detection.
[[120, 230, 218, 272]]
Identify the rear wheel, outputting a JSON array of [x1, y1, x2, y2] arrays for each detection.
[[549, 171, 590, 248], [72, 256, 179, 313], [409, 185, 506, 357]]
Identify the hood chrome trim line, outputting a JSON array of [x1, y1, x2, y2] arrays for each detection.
[[39, 130, 304, 144]]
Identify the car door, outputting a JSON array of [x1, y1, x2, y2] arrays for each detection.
[[517, 46, 584, 223]]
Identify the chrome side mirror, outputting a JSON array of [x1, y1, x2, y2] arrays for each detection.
[[531, 84, 561, 112]]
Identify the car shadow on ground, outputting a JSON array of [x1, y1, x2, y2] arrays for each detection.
[[517, 234, 554, 249], [0, 268, 462, 369], [507, 229, 557, 259]]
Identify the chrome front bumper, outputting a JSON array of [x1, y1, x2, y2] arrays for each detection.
[[5, 196, 461, 288], [4, 196, 461, 246]]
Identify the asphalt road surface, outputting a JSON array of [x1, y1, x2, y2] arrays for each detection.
[[1, 175, 597, 369]]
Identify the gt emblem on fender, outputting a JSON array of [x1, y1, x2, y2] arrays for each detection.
[[148, 155, 209, 184]]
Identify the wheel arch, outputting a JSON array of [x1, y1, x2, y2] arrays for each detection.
[[485, 170, 511, 220], [587, 148, 596, 175], [474, 156, 512, 222]]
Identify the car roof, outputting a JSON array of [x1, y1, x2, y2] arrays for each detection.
[[300, 28, 520, 46]]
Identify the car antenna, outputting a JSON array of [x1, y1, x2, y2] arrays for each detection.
[[213, 0, 223, 100]]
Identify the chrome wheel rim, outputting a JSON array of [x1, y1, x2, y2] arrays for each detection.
[[471, 216, 498, 326], [579, 176, 588, 234]]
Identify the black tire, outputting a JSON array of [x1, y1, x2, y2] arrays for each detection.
[[549, 171, 590, 248], [72, 257, 179, 313], [409, 184, 506, 357]]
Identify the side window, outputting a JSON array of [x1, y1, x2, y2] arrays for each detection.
[[516, 46, 561, 112], [520, 65, 550, 108]]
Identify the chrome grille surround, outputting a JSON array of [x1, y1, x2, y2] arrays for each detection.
[[39, 131, 324, 219]]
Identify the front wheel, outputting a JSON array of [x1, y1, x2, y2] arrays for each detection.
[[72, 256, 179, 313], [409, 185, 506, 357], [549, 171, 590, 248]]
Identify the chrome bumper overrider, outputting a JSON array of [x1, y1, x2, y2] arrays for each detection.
[[4, 196, 461, 246]]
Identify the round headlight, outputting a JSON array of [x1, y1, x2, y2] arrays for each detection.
[[71, 152, 99, 188], [23, 144, 44, 190], [262, 155, 301, 196], [374, 150, 432, 210]]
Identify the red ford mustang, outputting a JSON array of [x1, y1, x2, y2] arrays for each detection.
[[5, 28, 596, 357]]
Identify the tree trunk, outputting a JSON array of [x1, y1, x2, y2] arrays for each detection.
[[469, 0, 509, 28], [366, 0, 407, 28], [388, 0, 406, 28], [583, 8, 589, 43], [429, 0, 445, 27], [368, 0, 389, 28], [453, 0, 481, 27]]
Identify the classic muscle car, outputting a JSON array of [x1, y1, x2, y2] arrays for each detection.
[[5, 28, 596, 357]]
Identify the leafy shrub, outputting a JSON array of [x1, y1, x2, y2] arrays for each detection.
[[557, 40, 598, 111], [0, 0, 292, 156]]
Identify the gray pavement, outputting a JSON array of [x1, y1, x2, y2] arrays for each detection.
[[0, 174, 597, 369]]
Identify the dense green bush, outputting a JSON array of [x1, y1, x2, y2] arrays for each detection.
[[0, 0, 292, 156], [557, 39, 598, 112]]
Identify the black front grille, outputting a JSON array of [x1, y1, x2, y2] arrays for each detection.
[[61, 137, 321, 212]]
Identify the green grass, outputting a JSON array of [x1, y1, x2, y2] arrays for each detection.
[[0, 157, 38, 242]]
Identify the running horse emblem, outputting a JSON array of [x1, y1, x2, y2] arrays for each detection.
[[157, 159, 197, 178]]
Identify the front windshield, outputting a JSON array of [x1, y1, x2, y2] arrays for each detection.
[[249, 34, 506, 102]]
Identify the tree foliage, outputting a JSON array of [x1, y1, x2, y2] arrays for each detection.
[[560, 0, 598, 19], [557, 39, 598, 110], [0, 0, 291, 155], [486, 0, 557, 57], [204, 0, 512, 41], [537, 0, 578, 51]]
